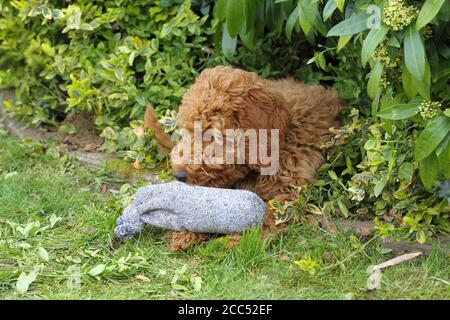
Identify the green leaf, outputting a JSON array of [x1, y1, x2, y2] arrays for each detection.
[[52, 9, 64, 19], [404, 25, 425, 82], [327, 12, 370, 37], [88, 264, 106, 276], [401, 63, 418, 99], [328, 170, 339, 180], [337, 199, 349, 217], [371, 87, 382, 116], [136, 95, 146, 106], [297, 0, 318, 35], [416, 0, 446, 30], [226, 0, 245, 37], [333, 0, 345, 12], [386, 36, 401, 48], [361, 25, 389, 67], [285, 8, 298, 41], [367, 61, 384, 100], [398, 162, 414, 184], [42, 7, 52, 20], [191, 276, 202, 292], [222, 23, 237, 58], [214, 0, 227, 20], [419, 152, 439, 190], [171, 283, 188, 291], [243, 0, 257, 30], [49, 214, 62, 228], [435, 134, 450, 178], [416, 230, 426, 244], [337, 35, 352, 52], [16, 271, 37, 294], [323, 0, 337, 21], [374, 173, 389, 197], [415, 115, 450, 161], [128, 51, 136, 66], [416, 60, 431, 101], [37, 247, 49, 262], [376, 99, 422, 120], [115, 68, 124, 82], [239, 29, 256, 49]]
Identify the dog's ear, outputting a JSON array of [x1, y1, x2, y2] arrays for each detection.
[[236, 84, 290, 173], [239, 84, 290, 138]]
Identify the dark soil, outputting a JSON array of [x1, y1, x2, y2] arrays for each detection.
[[52, 112, 103, 152]]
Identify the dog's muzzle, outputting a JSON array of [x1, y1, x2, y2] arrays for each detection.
[[173, 170, 188, 182]]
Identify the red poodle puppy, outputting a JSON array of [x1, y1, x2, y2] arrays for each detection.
[[145, 66, 342, 251]]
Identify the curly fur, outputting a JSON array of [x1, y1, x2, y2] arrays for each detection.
[[145, 66, 342, 251]]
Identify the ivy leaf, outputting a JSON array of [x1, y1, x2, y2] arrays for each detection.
[[16, 271, 37, 294], [327, 11, 370, 37], [366, 268, 382, 291], [404, 25, 425, 82], [414, 115, 450, 161], [416, 0, 446, 30]]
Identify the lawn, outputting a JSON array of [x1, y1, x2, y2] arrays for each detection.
[[0, 133, 448, 300]]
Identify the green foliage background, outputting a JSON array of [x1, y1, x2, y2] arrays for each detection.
[[0, 0, 449, 242]]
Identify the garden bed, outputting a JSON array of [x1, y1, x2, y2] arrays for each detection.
[[1, 88, 448, 255]]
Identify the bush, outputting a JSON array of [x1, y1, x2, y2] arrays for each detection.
[[214, 0, 449, 240], [0, 0, 449, 241], [0, 0, 212, 167]]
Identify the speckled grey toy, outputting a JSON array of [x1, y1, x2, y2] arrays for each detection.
[[114, 181, 267, 238]]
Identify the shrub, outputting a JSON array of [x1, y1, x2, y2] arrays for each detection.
[[213, 0, 449, 240], [0, 0, 212, 167], [0, 0, 449, 240]]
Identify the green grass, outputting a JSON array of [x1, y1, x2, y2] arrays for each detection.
[[0, 134, 448, 300]]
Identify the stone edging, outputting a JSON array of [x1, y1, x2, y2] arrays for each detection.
[[0, 89, 164, 184]]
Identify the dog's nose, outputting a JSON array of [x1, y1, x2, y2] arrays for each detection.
[[173, 170, 188, 182]]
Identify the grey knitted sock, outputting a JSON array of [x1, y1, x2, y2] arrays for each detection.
[[114, 182, 266, 238]]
